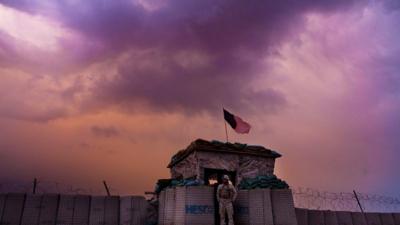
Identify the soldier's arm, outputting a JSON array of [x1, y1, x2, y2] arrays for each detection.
[[231, 184, 237, 201], [216, 185, 221, 202]]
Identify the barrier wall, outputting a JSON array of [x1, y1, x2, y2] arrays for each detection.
[[56, 195, 74, 225], [120, 196, 148, 225], [132, 196, 149, 225], [73, 195, 90, 225], [88, 196, 121, 225], [366, 213, 382, 225], [0, 193, 147, 225], [380, 213, 395, 225], [40, 194, 59, 225], [352, 212, 367, 225], [337, 211, 354, 225], [164, 188, 176, 225], [159, 186, 215, 225], [89, 196, 105, 225], [105, 196, 119, 225], [0, 194, 5, 221], [308, 210, 324, 225], [234, 190, 250, 225], [271, 189, 297, 225], [295, 208, 308, 225], [1, 193, 25, 225], [174, 187, 185, 225], [21, 194, 41, 225], [294, 209, 400, 225], [158, 191, 166, 225], [157, 187, 298, 225], [248, 189, 264, 225], [324, 211, 339, 225], [253, 189, 274, 225], [393, 213, 400, 225], [183, 186, 214, 225], [1, 190, 399, 225]]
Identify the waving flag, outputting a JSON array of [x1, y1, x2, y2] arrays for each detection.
[[223, 109, 251, 134]]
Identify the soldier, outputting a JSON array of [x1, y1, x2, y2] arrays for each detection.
[[217, 175, 237, 225]]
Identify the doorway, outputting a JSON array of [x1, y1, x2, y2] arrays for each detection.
[[203, 168, 236, 225]]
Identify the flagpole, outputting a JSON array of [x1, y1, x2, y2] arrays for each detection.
[[223, 107, 229, 142], [224, 121, 229, 143]]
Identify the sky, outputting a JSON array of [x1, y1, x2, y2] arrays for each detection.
[[0, 0, 399, 196]]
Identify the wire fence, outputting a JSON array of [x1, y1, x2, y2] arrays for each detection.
[[0, 180, 120, 196], [1, 181, 400, 213], [292, 187, 400, 213]]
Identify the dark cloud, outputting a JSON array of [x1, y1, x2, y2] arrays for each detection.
[[83, 0, 366, 115], [0, 0, 368, 117], [91, 125, 120, 138]]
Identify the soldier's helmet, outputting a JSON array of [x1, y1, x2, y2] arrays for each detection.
[[223, 175, 230, 180]]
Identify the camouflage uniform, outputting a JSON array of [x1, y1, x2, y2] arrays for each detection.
[[217, 183, 237, 225]]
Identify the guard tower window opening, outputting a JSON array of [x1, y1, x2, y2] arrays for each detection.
[[208, 173, 218, 185]]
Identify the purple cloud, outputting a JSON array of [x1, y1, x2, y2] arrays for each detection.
[[0, 0, 369, 117]]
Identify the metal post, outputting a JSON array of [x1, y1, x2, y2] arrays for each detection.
[[33, 178, 37, 194], [224, 121, 229, 143], [353, 190, 364, 213], [223, 108, 229, 143], [103, 180, 111, 196], [353, 190, 368, 223]]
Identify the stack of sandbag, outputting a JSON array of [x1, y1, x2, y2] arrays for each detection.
[[238, 175, 289, 190], [155, 178, 203, 194], [170, 178, 202, 187]]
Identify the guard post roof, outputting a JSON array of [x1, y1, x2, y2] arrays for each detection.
[[167, 139, 281, 168]]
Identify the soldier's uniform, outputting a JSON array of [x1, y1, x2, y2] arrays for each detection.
[[217, 178, 237, 225]]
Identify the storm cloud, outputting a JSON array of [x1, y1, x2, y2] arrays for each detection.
[[0, 0, 368, 117]]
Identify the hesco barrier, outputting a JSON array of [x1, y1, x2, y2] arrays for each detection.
[[308, 210, 324, 225], [158, 187, 299, 225], [352, 212, 367, 225], [181, 186, 214, 225], [0, 193, 148, 225], [234, 190, 249, 225], [271, 189, 298, 225], [56, 195, 74, 225], [39, 194, 59, 225], [0, 191, 399, 225], [249, 189, 274, 225], [120, 196, 148, 225], [337, 211, 354, 225], [174, 187, 186, 225], [158, 191, 166, 225], [165, 188, 176, 225], [381, 213, 395, 225], [325, 211, 339, 225], [72, 195, 90, 225], [158, 187, 298, 225], [158, 186, 215, 225], [157, 188, 176, 225], [294, 210, 400, 225], [89, 196, 106, 225], [295, 208, 308, 225], [21, 194, 41, 225], [1, 193, 25, 225], [393, 213, 400, 225], [104, 196, 119, 225], [366, 213, 382, 225], [0, 194, 5, 220]]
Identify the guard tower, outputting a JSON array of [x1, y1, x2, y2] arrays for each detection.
[[167, 139, 281, 186]]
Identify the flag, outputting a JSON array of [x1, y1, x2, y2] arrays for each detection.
[[223, 109, 251, 134]]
